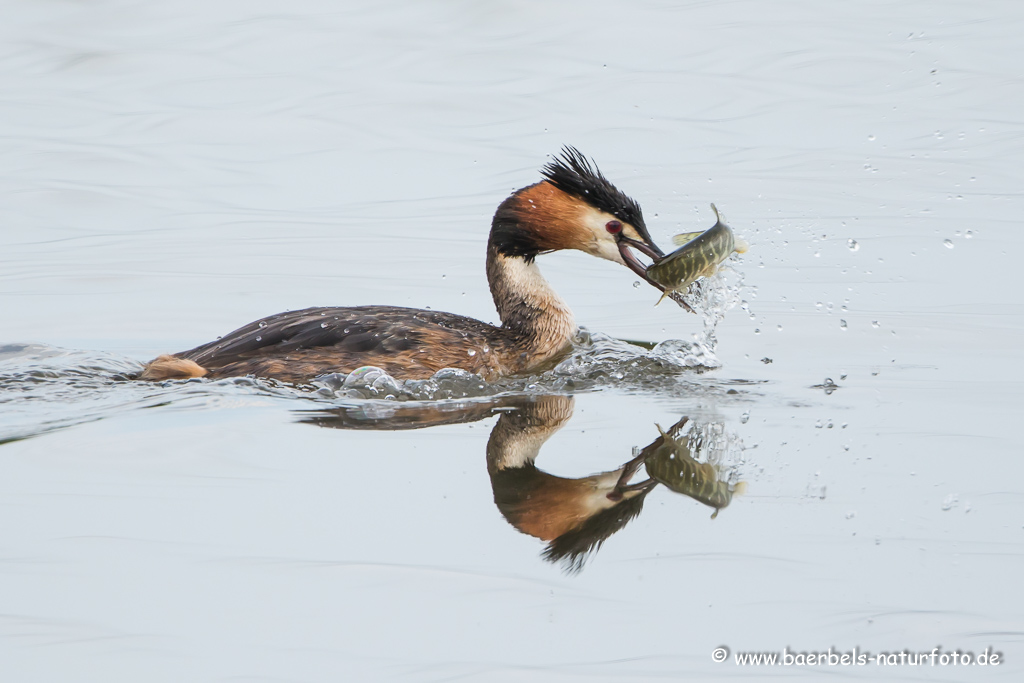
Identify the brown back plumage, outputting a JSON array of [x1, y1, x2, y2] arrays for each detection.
[[144, 306, 529, 383]]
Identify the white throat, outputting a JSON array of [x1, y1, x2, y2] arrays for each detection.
[[502, 256, 573, 316]]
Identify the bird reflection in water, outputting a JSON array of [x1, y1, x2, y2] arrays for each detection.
[[299, 394, 744, 572]]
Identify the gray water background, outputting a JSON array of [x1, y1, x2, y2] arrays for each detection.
[[2, 1, 1022, 681]]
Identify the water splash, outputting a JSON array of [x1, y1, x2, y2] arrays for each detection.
[[684, 418, 747, 472], [313, 329, 736, 403], [676, 263, 745, 352], [313, 264, 747, 402], [2, 267, 752, 442]]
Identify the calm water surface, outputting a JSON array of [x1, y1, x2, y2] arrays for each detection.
[[2, 1, 1022, 681]]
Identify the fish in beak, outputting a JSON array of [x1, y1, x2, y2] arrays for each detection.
[[616, 233, 696, 312]]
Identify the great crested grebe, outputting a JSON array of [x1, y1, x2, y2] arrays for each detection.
[[139, 148, 670, 384], [487, 395, 654, 572]]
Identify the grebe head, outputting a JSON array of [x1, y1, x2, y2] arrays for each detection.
[[491, 465, 652, 573], [489, 147, 665, 284]]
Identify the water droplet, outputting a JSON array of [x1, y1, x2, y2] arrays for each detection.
[[255, 336, 262, 342], [847, 239, 859, 251], [633, 281, 641, 288], [754, 328, 761, 335], [777, 325, 783, 332], [321, 322, 328, 328], [872, 321, 880, 328], [839, 320, 848, 330], [943, 239, 954, 249], [258, 321, 267, 328], [845, 511, 856, 520], [868, 134, 876, 141], [740, 411, 750, 424], [964, 230, 973, 239], [467, 349, 477, 356]]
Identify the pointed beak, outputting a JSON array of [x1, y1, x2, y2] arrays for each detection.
[[616, 234, 663, 286], [617, 234, 695, 312]]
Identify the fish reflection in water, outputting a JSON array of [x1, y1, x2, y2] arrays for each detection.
[[299, 395, 745, 572], [614, 417, 746, 519]]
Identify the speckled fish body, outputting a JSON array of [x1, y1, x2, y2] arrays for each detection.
[[645, 204, 746, 301], [643, 425, 744, 518]]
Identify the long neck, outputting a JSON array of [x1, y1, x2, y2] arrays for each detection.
[[486, 396, 575, 473], [485, 245, 576, 364]]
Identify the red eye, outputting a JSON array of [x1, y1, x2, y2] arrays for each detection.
[[605, 220, 622, 234]]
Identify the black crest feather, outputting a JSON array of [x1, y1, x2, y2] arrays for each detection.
[[541, 146, 650, 238], [541, 490, 650, 574]]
